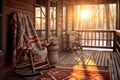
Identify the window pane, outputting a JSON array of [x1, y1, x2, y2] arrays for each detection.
[[62, 7, 67, 30], [41, 7, 46, 18], [50, 9, 53, 19], [36, 7, 40, 17], [50, 6, 56, 31], [50, 20, 54, 30], [50, 7, 56, 18], [50, 1, 57, 37], [42, 19, 46, 29], [54, 20, 56, 29], [35, 18, 40, 30], [53, 8, 56, 18], [50, 19, 56, 30]]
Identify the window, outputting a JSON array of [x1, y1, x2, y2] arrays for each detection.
[[62, 6, 67, 34], [35, 1, 46, 39], [74, 4, 116, 30], [35, 0, 57, 39], [50, 1, 57, 37], [73, 4, 116, 48]]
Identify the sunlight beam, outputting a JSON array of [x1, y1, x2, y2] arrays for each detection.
[[81, 10, 89, 19]]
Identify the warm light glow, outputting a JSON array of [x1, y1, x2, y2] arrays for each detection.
[[74, 4, 116, 30], [81, 10, 89, 19]]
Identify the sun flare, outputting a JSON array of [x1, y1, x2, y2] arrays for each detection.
[[81, 10, 89, 19]]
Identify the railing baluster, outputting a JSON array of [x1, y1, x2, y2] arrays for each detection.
[[98, 32, 100, 46], [74, 30, 114, 49], [85, 32, 87, 46], [87, 32, 89, 46], [102, 32, 104, 47], [83, 32, 85, 45], [109, 32, 111, 47], [93, 32, 95, 46], [90, 32, 92, 46], [95, 32, 96, 46]]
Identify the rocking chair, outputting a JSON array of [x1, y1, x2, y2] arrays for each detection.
[[10, 12, 50, 76], [68, 31, 83, 53]]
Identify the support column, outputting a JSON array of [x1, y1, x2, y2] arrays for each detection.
[[46, 0, 50, 40]]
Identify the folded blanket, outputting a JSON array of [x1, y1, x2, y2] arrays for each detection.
[[10, 12, 47, 66]]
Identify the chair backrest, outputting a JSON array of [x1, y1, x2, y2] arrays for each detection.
[[68, 31, 82, 48]]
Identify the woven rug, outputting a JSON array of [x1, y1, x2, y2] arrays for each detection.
[[36, 64, 110, 80]]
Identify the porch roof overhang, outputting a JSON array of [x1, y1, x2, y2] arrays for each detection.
[[69, 0, 117, 5]]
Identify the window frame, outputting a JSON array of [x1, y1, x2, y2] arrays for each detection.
[[62, 4, 68, 35], [35, 5, 47, 40], [50, 1, 57, 37]]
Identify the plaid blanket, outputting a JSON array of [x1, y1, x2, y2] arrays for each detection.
[[10, 12, 47, 66]]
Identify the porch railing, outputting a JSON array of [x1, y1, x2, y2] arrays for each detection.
[[115, 30, 120, 52], [76, 30, 115, 49]]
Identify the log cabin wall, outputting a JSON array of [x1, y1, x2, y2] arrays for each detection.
[[57, 0, 73, 51], [67, 4, 73, 32], [0, 0, 35, 79], [57, 0, 63, 51]]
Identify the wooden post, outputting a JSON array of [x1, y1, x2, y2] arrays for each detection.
[[118, 0, 120, 29], [46, 0, 50, 41], [113, 31, 116, 52]]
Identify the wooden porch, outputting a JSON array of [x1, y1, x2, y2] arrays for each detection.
[[59, 50, 111, 66], [5, 30, 120, 80], [0, 0, 120, 80], [6, 50, 120, 80]]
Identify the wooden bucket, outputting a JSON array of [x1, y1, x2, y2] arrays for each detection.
[[47, 45, 59, 65]]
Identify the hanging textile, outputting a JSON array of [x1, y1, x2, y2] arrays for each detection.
[[10, 12, 47, 66]]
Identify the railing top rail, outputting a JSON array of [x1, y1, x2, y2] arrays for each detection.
[[116, 30, 120, 36], [75, 29, 115, 32]]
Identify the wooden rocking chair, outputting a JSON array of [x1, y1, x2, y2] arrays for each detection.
[[10, 12, 50, 76], [68, 31, 83, 53]]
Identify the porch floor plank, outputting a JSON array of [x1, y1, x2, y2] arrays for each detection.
[[6, 50, 120, 80], [59, 50, 111, 67], [58, 50, 120, 80]]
